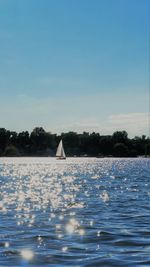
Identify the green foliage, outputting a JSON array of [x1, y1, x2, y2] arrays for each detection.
[[112, 131, 128, 144], [145, 143, 150, 156], [0, 128, 11, 151], [99, 136, 113, 155], [0, 128, 149, 157], [4, 145, 20, 157], [113, 143, 129, 157]]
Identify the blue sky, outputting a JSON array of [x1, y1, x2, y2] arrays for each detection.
[[0, 0, 149, 136]]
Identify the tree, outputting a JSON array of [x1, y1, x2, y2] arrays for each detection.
[[78, 132, 90, 155], [4, 145, 20, 156], [61, 132, 79, 156], [17, 131, 30, 146], [99, 136, 113, 156], [0, 128, 11, 151], [9, 131, 18, 146], [30, 127, 47, 151], [87, 132, 100, 155], [0, 127, 148, 157], [112, 131, 128, 144], [113, 143, 129, 157], [132, 136, 146, 155], [145, 143, 150, 156]]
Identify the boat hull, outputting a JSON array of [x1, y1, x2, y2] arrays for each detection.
[[56, 157, 66, 160]]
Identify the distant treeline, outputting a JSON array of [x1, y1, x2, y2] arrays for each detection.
[[0, 127, 150, 157]]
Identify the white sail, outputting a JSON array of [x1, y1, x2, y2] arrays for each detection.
[[56, 140, 66, 158]]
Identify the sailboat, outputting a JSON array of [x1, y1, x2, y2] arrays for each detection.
[[56, 140, 66, 160]]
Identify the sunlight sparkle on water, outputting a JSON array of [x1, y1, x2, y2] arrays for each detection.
[[20, 249, 34, 261], [62, 246, 68, 252], [59, 215, 64, 220], [4, 242, 9, 248], [56, 224, 61, 230], [37, 236, 42, 242], [0, 157, 149, 266], [78, 229, 85, 235], [100, 191, 110, 202], [66, 218, 79, 234], [65, 218, 85, 236], [66, 223, 75, 234], [58, 234, 63, 239], [90, 220, 94, 226]]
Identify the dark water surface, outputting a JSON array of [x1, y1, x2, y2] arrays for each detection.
[[0, 157, 150, 267]]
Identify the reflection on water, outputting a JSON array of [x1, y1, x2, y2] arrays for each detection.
[[0, 157, 150, 266], [21, 249, 34, 261]]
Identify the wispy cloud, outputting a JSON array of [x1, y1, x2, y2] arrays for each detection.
[[0, 92, 149, 137], [60, 118, 100, 133], [108, 113, 149, 136], [60, 113, 149, 137], [109, 113, 149, 124]]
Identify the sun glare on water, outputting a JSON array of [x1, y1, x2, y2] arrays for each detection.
[[0, 157, 149, 266], [20, 249, 34, 261]]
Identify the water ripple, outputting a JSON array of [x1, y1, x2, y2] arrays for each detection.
[[0, 157, 150, 266]]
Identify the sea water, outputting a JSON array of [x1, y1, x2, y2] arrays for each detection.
[[0, 157, 150, 267]]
